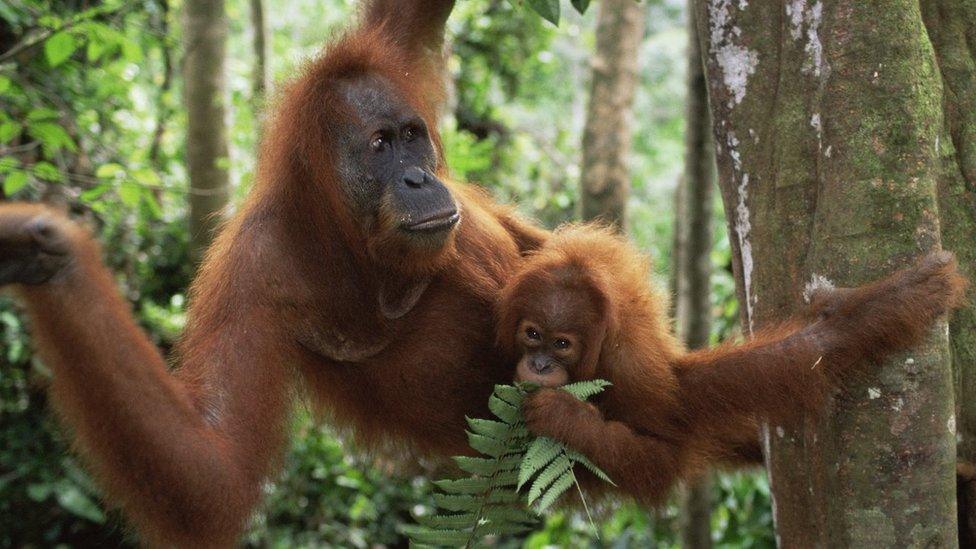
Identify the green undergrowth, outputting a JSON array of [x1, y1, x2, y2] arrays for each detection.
[[402, 380, 614, 548]]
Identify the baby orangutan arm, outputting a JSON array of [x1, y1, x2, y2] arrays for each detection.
[[673, 251, 966, 427], [522, 388, 684, 506]]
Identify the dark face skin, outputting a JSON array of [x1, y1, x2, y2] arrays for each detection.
[[513, 318, 580, 387], [335, 75, 459, 245], [512, 286, 599, 387]]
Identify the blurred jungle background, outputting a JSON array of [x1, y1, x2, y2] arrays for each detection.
[[0, 0, 775, 546]]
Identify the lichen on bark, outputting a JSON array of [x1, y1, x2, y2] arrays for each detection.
[[694, 0, 963, 545]]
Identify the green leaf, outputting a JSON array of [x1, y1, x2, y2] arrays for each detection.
[[566, 450, 615, 486], [0, 75, 11, 95], [32, 161, 60, 182], [27, 108, 60, 122], [26, 482, 52, 501], [0, 121, 19, 144], [121, 38, 143, 62], [477, 505, 538, 525], [434, 491, 519, 512], [453, 455, 521, 476], [493, 384, 524, 406], [561, 379, 611, 401], [432, 493, 480, 512], [55, 483, 106, 523], [45, 32, 78, 67], [490, 470, 520, 488], [416, 512, 479, 529], [475, 520, 535, 536], [535, 472, 574, 512], [518, 437, 562, 489], [141, 188, 163, 219], [79, 183, 110, 203], [0, 156, 18, 172], [28, 122, 76, 154], [4, 171, 29, 195], [570, 0, 590, 14], [400, 525, 471, 545], [433, 477, 491, 494], [488, 394, 519, 424], [467, 432, 507, 457], [118, 181, 141, 207], [95, 163, 125, 179], [526, 0, 560, 25], [466, 417, 510, 440], [527, 455, 572, 504]]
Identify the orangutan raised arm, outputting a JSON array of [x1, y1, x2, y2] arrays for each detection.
[[499, 225, 964, 505], [0, 1, 559, 545]]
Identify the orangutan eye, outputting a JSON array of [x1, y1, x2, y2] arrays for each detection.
[[525, 327, 541, 341], [554, 338, 571, 350], [370, 134, 388, 152], [403, 126, 416, 142]]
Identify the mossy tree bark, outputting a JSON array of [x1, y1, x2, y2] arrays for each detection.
[[579, 0, 645, 229], [693, 0, 970, 545], [675, 3, 716, 547], [183, 0, 230, 261], [921, 1, 976, 544]]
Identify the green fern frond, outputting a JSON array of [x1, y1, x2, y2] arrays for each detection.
[[534, 471, 576, 512], [433, 477, 493, 494], [518, 437, 563, 489], [560, 379, 612, 400], [526, 453, 573, 505], [466, 432, 509, 457], [567, 450, 617, 486], [404, 380, 614, 547], [416, 513, 480, 529], [452, 455, 521, 476], [487, 394, 520, 424], [466, 417, 517, 439]]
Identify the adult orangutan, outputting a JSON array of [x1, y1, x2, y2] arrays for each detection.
[[0, 0, 966, 545], [0, 0, 547, 545]]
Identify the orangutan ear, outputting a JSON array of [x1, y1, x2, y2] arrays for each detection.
[[577, 320, 608, 381], [495, 279, 522, 356], [576, 273, 618, 380]]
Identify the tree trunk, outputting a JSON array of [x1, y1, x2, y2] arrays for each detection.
[[693, 0, 964, 546], [920, 2, 976, 543], [675, 3, 716, 548], [183, 0, 230, 261], [250, 0, 269, 101], [579, 0, 645, 229]]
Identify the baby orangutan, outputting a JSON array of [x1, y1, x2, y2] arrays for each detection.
[[497, 225, 966, 506]]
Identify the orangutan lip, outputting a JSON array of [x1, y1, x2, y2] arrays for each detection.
[[403, 211, 460, 233]]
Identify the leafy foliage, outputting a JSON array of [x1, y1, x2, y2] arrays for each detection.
[[510, 0, 592, 26], [0, 0, 775, 545], [404, 380, 613, 547]]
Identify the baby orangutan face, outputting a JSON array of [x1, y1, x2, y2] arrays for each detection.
[[513, 319, 581, 387]]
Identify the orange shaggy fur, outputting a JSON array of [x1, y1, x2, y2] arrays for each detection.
[[498, 225, 966, 506], [0, 2, 551, 546]]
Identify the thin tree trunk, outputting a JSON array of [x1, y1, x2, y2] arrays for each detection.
[[676, 4, 715, 547], [694, 1, 961, 546], [250, 0, 269, 101], [919, 2, 976, 543], [579, 0, 645, 229], [149, 0, 173, 171], [183, 0, 230, 261]]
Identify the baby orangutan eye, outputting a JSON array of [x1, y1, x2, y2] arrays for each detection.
[[554, 338, 571, 350], [525, 327, 541, 340]]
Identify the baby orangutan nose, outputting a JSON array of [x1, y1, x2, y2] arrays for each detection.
[[531, 355, 554, 374], [516, 353, 569, 388]]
